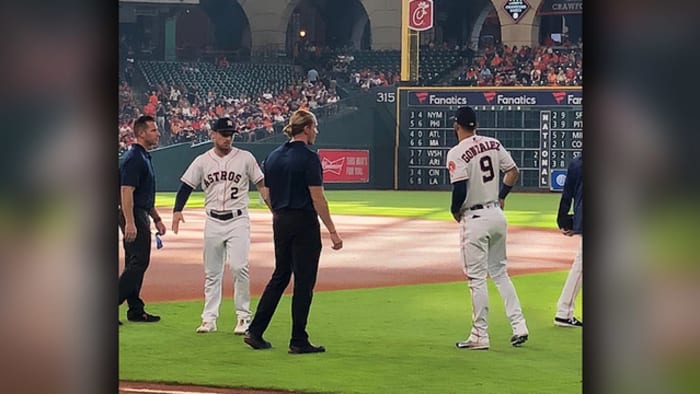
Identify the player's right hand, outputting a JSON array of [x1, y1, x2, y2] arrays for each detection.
[[124, 222, 137, 242], [172, 212, 185, 234]]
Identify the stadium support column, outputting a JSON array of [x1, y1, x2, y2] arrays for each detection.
[[164, 15, 176, 61], [400, 0, 419, 83], [496, 0, 541, 48]]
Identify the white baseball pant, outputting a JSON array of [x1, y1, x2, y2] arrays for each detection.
[[556, 236, 582, 319], [201, 214, 252, 323], [460, 206, 528, 340]]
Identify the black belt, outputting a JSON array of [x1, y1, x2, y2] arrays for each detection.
[[208, 209, 243, 221], [467, 201, 498, 211]]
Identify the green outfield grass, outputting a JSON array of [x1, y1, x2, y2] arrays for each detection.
[[156, 191, 561, 229], [119, 272, 582, 393]]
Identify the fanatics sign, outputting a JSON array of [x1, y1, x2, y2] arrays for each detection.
[[408, 0, 434, 32], [504, 0, 531, 23], [318, 149, 370, 183]]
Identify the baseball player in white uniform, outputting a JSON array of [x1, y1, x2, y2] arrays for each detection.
[[171, 117, 270, 334], [446, 106, 529, 350]]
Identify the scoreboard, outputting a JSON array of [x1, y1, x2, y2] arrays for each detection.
[[395, 87, 583, 190]]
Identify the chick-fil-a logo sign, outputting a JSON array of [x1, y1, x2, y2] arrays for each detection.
[[408, 0, 434, 32]]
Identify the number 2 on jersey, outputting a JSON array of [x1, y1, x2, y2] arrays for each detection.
[[480, 156, 495, 182], [230, 187, 239, 199]]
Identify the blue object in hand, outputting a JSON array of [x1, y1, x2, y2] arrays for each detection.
[[155, 233, 163, 249]]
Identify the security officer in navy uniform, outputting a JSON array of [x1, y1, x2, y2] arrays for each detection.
[[119, 115, 166, 323], [244, 109, 343, 354]]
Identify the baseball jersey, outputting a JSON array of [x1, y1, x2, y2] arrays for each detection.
[[181, 148, 263, 212], [446, 135, 516, 209]]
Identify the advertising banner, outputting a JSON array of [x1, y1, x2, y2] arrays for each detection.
[[407, 90, 582, 107], [318, 149, 370, 183], [408, 0, 434, 31]]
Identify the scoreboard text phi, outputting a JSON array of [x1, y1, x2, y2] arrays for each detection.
[[395, 87, 582, 191]]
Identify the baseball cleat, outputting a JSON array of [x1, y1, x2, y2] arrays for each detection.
[[234, 318, 251, 335], [510, 334, 529, 347], [195, 321, 217, 333], [456, 339, 490, 350], [554, 316, 583, 328]]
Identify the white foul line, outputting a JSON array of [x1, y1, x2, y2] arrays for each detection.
[[121, 388, 219, 394]]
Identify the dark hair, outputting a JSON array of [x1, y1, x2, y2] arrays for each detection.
[[133, 115, 156, 135]]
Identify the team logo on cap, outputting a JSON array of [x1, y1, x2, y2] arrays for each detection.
[[552, 92, 566, 104], [227, 119, 233, 127], [483, 92, 497, 104]]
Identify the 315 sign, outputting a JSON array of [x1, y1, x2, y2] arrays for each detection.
[[376, 91, 396, 103]]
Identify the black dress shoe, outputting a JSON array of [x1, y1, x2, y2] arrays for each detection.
[[127, 312, 160, 323], [244, 333, 272, 350], [288, 343, 326, 354]]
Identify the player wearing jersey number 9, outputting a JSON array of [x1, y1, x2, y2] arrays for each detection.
[[171, 117, 271, 335], [446, 106, 529, 350]]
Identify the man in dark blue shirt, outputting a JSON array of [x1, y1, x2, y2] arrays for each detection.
[[554, 154, 583, 327], [244, 110, 343, 354], [119, 115, 166, 323]]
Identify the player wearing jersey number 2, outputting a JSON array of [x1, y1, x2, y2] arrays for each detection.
[[446, 106, 529, 350], [171, 117, 270, 334]]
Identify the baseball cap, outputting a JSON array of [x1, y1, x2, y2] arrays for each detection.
[[452, 106, 477, 129], [213, 117, 237, 134]]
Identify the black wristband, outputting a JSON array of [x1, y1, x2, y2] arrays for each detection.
[[498, 182, 513, 200]]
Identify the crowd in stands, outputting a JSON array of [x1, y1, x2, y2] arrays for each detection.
[[454, 40, 583, 87], [120, 38, 583, 153], [323, 41, 470, 90], [119, 70, 340, 154]]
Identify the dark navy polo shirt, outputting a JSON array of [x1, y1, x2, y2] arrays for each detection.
[[263, 141, 323, 212], [558, 155, 583, 234], [119, 143, 156, 211]]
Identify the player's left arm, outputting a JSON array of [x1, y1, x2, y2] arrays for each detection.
[[248, 153, 270, 210], [255, 179, 271, 211]]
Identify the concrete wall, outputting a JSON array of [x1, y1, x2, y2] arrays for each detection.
[[238, 0, 402, 51]]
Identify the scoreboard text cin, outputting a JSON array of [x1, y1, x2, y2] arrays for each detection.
[[396, 88, 582, 190]]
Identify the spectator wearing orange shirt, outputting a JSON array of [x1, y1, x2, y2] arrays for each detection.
[[491, 53, 502, 68], [144, 102, 156, 117], [547, 68, 558, 86]]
